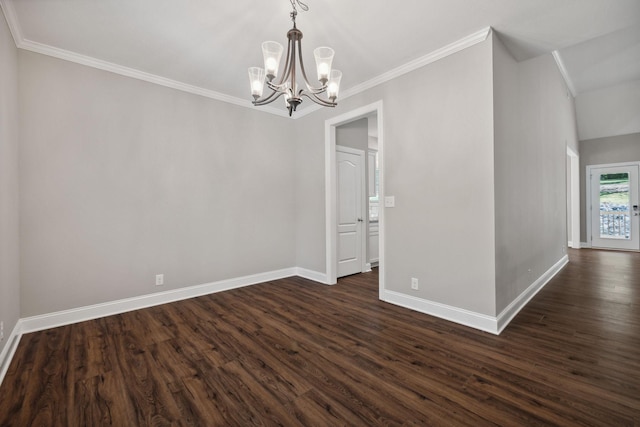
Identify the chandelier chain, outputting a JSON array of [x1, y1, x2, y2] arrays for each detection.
[[290, 0, 309, 13]]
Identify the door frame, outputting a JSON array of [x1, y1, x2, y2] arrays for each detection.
[[586, 161, 640, 250], [567, 147, 580, 248], [336, 145, 367, 277], [325, 101, 384, 296]]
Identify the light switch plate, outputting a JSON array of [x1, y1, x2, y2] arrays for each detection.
[[384, 196, 395, 207]]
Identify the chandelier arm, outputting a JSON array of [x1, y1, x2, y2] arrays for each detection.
[[253, 90, 286, 106], [289, 37, 298, 98], [302, 85, 328, 95], [300, 92, 337, 107], [296, 38, 326, 93], [272, 37, 294, 88], [268, 36, 296, 93]]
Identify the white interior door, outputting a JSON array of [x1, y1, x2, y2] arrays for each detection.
[[337, 146, 365, 277], [589, 164, 640, 250]]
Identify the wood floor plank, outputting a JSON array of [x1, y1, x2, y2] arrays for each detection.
[[1, 248, 639, 425]]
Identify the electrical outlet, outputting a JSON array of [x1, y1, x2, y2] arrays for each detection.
[[411, 278, 419, 290], [155, 274, 164, 286]]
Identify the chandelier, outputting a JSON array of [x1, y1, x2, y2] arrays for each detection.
[[248, 0, 342, 116]]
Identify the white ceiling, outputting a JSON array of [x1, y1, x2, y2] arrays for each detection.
[[2, 0, 640, 115]]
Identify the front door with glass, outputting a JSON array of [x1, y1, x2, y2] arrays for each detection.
[[589, 164, 640, 250]]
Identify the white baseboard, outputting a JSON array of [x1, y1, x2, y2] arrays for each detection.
[[382, 255, 569, 335], [294, 267, 329, 284], [20, 267, 300, 334], [1, 256, 569, 386], [382, 290, 499, 333], [496, 255, 569, 334], [0, 321, 24, 387], [581, 241, 590, 248], [0, 266, 331, 388]]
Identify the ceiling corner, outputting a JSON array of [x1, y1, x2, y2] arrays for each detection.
[[0, 0, 24, 48]]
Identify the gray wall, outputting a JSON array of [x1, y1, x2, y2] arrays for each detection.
[[576, 81, 640, 141], [5, 22, 579, 328], [0, 11, 20, 355], [19, 51, 297, 316], [493, 33, 577, 313], [295, 37, 497, 316], [579, 132, 640, 242], [336, 118, 368, 152]]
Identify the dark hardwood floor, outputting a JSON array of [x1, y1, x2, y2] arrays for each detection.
[[1, 249, 639, 426]]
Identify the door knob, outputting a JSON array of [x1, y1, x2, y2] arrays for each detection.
[[357, 218, 363, 222]]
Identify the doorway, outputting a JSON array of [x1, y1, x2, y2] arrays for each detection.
[[587, 162, 640, 250], [325, 101, 384, 295]]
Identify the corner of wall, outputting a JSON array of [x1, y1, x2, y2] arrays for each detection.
[[0, 0, 21, 365]]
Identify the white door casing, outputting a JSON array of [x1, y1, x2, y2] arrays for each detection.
[[587, 163, 640, 251], [567, 147, 580, 248], [337, 146, 366, 277], [325, 100, 384, 294]]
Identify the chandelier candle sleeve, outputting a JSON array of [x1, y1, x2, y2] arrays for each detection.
[[247, 0, 341, 116], [248, 67, 266, 99], [313, 47, 334, 83], [327, 69, 342, 100], [262, 41, 284, 80]]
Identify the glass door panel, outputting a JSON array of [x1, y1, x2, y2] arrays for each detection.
[[598, 172, 630, 239]]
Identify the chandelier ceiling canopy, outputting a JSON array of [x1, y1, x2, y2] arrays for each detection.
[[248, 0, 342, 117]]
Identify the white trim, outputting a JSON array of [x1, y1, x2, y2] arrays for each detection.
[[295, 27, 491, 119], [0, 321, 23, 387], [294, 267, 329, 284], [340, 27, 491, 102], [0, 0, 22, 47], [552, 50, 577, 97], [326, 101, 384, 288], [581, 241, 590, 248], [382, 290, 499, 334], [496, 255, 569, 334], [0, 266, 331, 387], [382, 255, 568, 335], [19, 268, 297, 334], [0, 253, 567, 385], [567, 146, 581, 249], [0, 0, 289, 118], [17, 38, 290, 118], [0, 1, 489, 121]]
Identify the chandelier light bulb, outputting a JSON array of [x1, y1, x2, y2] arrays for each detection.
[[317, 63, 329, 79], [265, 58, 279, 76]]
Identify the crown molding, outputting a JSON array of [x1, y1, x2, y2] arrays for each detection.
[[0, 0, 23, 47], [1, 0, 490, 120], [552, 50, 577, 97], [291, 28, 492, 119], [18, 37, 290, 118], [339, 27, 492, 101]]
